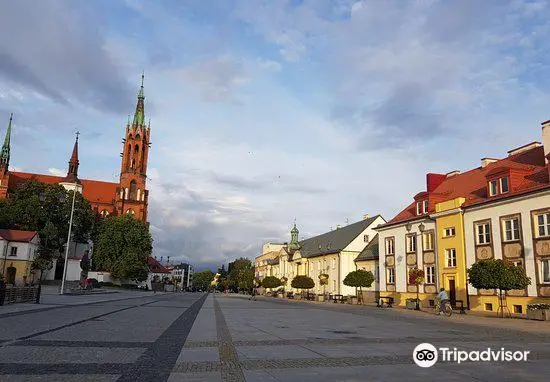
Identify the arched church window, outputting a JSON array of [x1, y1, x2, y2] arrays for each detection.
[[124, 188, 129, 200], [100, 210, 109, 218], [129, 180, 137, 200], [136, 134, 140, 140], [137, 188, 141, 201], [126, 209, 135, 216], [120, 189, 124, 199], [135, 144, 139, 153]]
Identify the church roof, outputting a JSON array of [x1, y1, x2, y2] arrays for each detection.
[[8, 171, 118, 205]]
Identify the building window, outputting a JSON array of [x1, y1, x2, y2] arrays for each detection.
[[126, 209, 135, 216], [100, 210, 110, 218], [503, 217, 520, 242], [445, 248, 457, 267], [500, 177, 509, 193], [385, 237, 395, 255], [406, 235, 417, 253], [364, 234, 369, 243], [444, 227, 456, 237], [422, 232, 434, 251], [489, 177, 510, 196], [536, 213, 550, 238], [542, 259, 550, 283], [489, 180, 498, 196], [374, 267, 379, 282], [476, 223, 491, 245], [9, 247, 17, 256], [512, 259, 523, 268], [416, 200, 429, 215], [425, 266, 435, 284], [387, 268, 395, 284]]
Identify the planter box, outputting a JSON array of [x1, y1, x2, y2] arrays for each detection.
[[527, 309, 550, 321]]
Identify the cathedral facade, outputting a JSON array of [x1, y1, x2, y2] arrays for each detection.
[[0, 76, 151, 223]]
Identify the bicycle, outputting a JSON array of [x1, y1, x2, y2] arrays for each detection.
[[434, 299, 453, 317]]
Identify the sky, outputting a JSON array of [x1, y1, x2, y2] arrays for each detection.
[[1, 0, 550, 271]]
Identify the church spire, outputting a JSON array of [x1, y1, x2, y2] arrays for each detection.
[[64, 132, 80, 183], [1, 113, 12, 168], [132, 72, 145, 127]]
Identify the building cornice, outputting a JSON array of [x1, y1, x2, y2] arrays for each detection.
[[374, 217, 433, 232], [429, 207, 463, 219], [464, 188, 550, 213]]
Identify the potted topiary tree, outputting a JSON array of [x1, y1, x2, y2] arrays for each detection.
[[261, 276, 282, 296], [408, 267, 424, 310], [468, 259, 531, 318], [343, 270, 374, 305], [291, 275, 314, 299]]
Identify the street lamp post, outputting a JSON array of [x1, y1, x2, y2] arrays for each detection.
[[60, 189, 77, 295]]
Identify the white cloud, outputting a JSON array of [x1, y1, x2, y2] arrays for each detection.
[[48, 168, 65, 176]]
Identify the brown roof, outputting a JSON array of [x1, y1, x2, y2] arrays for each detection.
[[0, 229, 38, 242], [385, 145, 549, 226], [8, 172, 118, 204]]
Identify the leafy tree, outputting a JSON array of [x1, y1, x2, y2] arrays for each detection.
[[408, 267, 424, 310], [261, 276, 282, 290], [192, 270, 215, 290], [468, 259, 531, 317], [1, 181, 95, 256], [291, 275, 314, 291], [228, 258, 254, 292], [318, 273, 329, 295], [92, 215, 152, 281], [343, 270, 374, 303]]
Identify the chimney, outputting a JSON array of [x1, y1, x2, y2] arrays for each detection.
[[426, 173, 446, 193], [542, 120, 550, 164], [446, 170, 460, 178], [481, 158, 498, 168], [336, 224, 341, 230], [363, 214, 370, 220]]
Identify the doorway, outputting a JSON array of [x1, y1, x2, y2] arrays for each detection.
[[6, 266, 16, 284], [448, 279, 456, 306]]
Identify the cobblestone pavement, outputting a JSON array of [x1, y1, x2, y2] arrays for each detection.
[[1, 293, 549, 381]]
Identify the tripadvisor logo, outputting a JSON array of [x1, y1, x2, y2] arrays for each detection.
[[413, 343, 530, 367]]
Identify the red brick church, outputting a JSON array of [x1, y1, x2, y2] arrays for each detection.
[[0, 76, 151, 223]]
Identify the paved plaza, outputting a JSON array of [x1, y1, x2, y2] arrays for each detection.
[[0, 292, 549, 381]]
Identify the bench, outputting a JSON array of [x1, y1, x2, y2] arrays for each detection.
[[332, 294, 345, 303], [452, 300, 467, 314], [377, 296, 394, 308]]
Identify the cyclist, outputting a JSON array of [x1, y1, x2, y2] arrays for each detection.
[[437, 288, 449, 315]]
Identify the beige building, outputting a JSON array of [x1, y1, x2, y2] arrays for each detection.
[[260, 215, 385, 297]]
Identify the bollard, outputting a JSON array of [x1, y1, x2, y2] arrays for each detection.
[[35, 284, 41, 304]]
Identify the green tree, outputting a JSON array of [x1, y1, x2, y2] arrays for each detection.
[[1, 181, 95, 256], [228, 258, 254, 292], [291, 275, 314, 293], [468, 259, 531, 317], [261, 276, 282, 290], [192, 270, 215, 290], [408, 267, 424, 310], [343, 270, 374, 303], [93, 215, 152, 281], [31, 251, 54, 282]]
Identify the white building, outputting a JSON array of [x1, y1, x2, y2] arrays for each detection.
[[0, 229, 40, 284]]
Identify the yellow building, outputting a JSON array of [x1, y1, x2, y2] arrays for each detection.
[[432, 198, 468, 308], [0, 229, 40, 285]]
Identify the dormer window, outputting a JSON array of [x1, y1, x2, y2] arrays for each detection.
[[416, 200, 428, 215], [488, 176, 509, 196]]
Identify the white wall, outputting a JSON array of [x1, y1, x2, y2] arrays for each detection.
[[464, 191, 550, 297], [377, 219, 436, 293]]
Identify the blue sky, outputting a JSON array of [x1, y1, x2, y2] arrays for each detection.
[[1, 0, 550, 270]]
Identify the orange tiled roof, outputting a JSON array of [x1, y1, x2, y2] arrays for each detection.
[[386, 145, 549, 226], [0, 229, 38, 242], [8, 172, 118, 204], [148, 257, 171, 273]]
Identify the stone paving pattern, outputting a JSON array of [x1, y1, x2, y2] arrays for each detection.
[[0, 291, 549, 381]]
